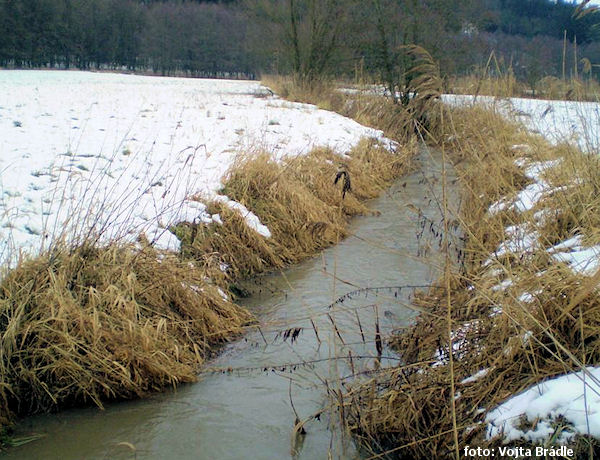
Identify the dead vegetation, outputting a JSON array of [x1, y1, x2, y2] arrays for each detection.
[[178, 140, 411, 278], [0, 243, 252, 423], [448, 70, 600, 102], [341, 101, 600, 458], [0, 84, 415, 434], [263, 45, 443, 144]]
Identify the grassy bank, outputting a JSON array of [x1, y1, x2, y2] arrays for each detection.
[[0, 245, 252, 422], [0, 96, 414, 442], [263, 73, 438, 145], [342, 101, 600, 457], [257, 73, 600, 457], [178, 142, 409, 278]]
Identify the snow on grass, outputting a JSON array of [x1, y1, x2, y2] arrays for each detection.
[[491, 278, 513, 292], [488, 159, 563, 216], [461, 367, 492, 385], [518, 290, 541, 303], [443, 95, 600, 447], [486, 367, 600, 444], [493, 224, 540, 259], [0, 71, 393, 263], [550, 240, 600, 276], [443, 94, 600, 154], [213, 194, 272, 238], [432, 320, 482, 367], [485, 156, 600, 277]]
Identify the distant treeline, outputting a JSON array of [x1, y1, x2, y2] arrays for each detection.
[[0, 0, 599, 81], [0, 0, 259, 77]]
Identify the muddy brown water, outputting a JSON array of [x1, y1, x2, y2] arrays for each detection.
[[2, 147, 458, 460]]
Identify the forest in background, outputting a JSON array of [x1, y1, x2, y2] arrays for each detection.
[[0, 0, 599, 85]]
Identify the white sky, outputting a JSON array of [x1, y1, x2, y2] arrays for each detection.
[[570, 0, 600, 5]]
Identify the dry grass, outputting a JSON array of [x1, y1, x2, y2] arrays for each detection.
[[536, 76, 600, 102], [178, 141, 411, 278], [448, 73, 523, 99], [343, 101, 600, 457], [449, 73, 600, 102], [262, 71, 441, 144], [262, 75, 342, 110], [0, 243, 252, 422]]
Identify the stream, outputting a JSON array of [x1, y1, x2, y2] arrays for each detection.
[[2, 147, 458, 460]]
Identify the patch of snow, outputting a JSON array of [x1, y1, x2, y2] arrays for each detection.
[[433, 320, 482, 366], [552, 246, 600, 276], [214, 195, 272, 238], [533, 209, 556, 226], [524, 160, 561, 181], [492, 279, 513, 292], [464, 424, 482, 435], [492, 224, 539, 259], [490, 305, 503, 317], [518, 291, 541, 303], [488, 178, 561, 216], [513, 181, 550, 213], [511, 144, 532, 154], [461, 367, 492, 384], [217, 287, 229, 301], [486, 367, 600, 444], [488, 198, 509, 215], [145, 227, 181, 252], [546, 236, 600, 275], [549, 235, 584, 252]]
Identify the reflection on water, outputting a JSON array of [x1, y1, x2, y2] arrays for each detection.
[[2, 147, 458, 460]]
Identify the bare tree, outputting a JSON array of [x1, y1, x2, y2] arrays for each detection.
[[246, 0, 347, 80]]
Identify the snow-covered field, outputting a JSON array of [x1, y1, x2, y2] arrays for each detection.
[[0, 71, 392, 263]]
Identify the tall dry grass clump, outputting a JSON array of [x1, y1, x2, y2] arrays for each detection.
[[179, 141, 410, 278], [446, 52, 522, 98], [263, 78, 439, 145], [0, 243, 252, 422], [449, 72, 600, 102], [447, 50, 600, 101], [448, 73, 522, 99], [262, 75, 343, 111], [536, 76, 600, 101], [343, 102, 600, 457]]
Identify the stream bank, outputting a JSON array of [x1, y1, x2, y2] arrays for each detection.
[[2, 146, 457, 459]]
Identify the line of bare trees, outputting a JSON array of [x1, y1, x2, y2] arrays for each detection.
[[0, 0, 599, 84], [0, 0, 259, 77]]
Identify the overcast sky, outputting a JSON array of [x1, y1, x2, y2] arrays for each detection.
[[571, 0, 600, 5]]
